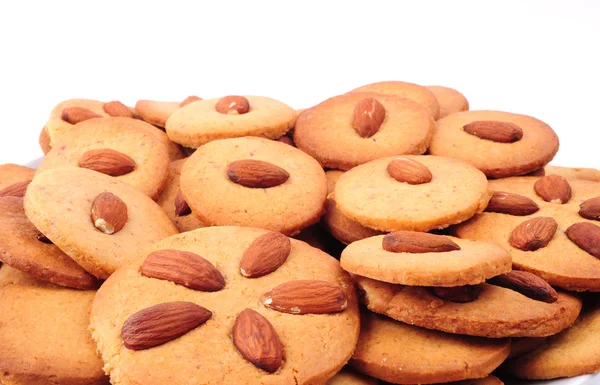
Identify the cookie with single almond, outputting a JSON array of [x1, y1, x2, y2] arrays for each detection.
[[0, 163, 35, 198], [135, 96, 202, 128], [426, 85, 470, 119], [544, 165, 600, 182]]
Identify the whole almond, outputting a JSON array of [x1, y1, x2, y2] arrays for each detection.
[[61, 107, 103, 124], [0, 180, 31, 198], [227, 159, 290, 188], [387, 157, 432, 185], [215, 96, 250, 115], [534, 175, 572, 204], [262, 280, 347, 314], [485, 191, 540, 216], [90, 192, 128, 235], [121, 301, 212, 350], [382, 231, 460, 253], [579, 196, 600, 220], [78, 148, 136, 176], [180, 95, 202, 107], [566, 222, 600, 259], [352, 97, 386, 138], [488, 270, 558, 303], [509, 216, 558, 251], [432, 285, 481, 303], [141, 249, 225, 291], [174, 188, 191, 216], [463, 120, 523, 143], [240, 232, 291, 278], [233, 308, 283, 373], [103, 101, 134, 118]]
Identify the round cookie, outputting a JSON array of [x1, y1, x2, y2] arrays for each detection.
[[354, 275, 582, 338], [426, 85, 469, 119], [349, 81, 440, 119], [24, 168, 178, 279], [454, 176, 600, 292], [450, 376, 504, 385], [341, 234, 512, 286], [293, 92, 433, 170], [0, 285, 108, 385], [135, 98, 199, 128], [326, 369, 378, 385], [0, 264, 48, 288], [0, 164, 35, 196], [166, 96, 296, 148], [180, 137, 327, 235], [333, 155, 491, 232], [90, 226, 360, 385], [429, 110, 559, 178], [39, 126, 52, 154], [544, 165, 600, 182], [350, 311, 510, 384], [37, 118, 170, 198], [0, 197, 99, 289]]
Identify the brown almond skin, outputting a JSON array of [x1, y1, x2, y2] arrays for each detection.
[[534, 175, 572, 204], [509, 217, 558, 251], [174, 188, 191, 216], [215, 96, 250, 115], [121, 301, 212, 351], [382, 231, 460, 253], [463, 120, 523, 143], [387, 158, 432, 185], [352, 97, 386, 138], [141, 249, 225, 292], [90, 192, 128, 235], [233, 308, 283, 373], [103, 101, 134, 118], [180, 95, 202, 107], [0, 180, 31, 198], [485, 191, 540, 216], [432, 285, 481, 303], [61, 107, 103, 124], [227, 159, 290, 188], [566, 222, 600, 259], [240, 232, 291, 278], [262, 280, 347, 314], [579, 196, 600, 220], [78, 148, 137, 176], [488, 270, 558, 303]]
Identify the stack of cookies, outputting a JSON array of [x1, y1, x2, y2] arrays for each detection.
[[0, 81, 599, 385]]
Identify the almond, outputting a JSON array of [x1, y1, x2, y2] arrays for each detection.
[[240, 232, 291, 278], [180, 95, 202, 107], [534, 175, 572, 204], [103, 101, 134, 118], [61, 107, 103, 124], [566, 222, 600, 259], [509, 216, 557, 251], [227, 160, 290, 188], [262, 280, 347, 314], [233, 308, 283, 373], [488, 270, 558, 303], [215, 95, 250, 115], [276, 135, 294, 146], [432, 285, 481, 303], [121, 301, 212, 350], [0, 180, 31, 198], [141, 249, 225, 291], [579, 196, 600, 220], [174, 188, 191, 216], [382, 231, 460, 253], [352, 97, 386, 138], [485, 191, 540, 216], [90, 192, 128, 235], [387, 157, 432, 185], [78, 148, 136, 176], [463, 120, 523, 143]]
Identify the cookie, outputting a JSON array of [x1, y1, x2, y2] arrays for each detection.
[[0, 264, 48, 288], [349, 81, 440, 119], [180, 137, 327, 235], [341, 233, 511, 286], [90, 226, 360, 385], [354, 275, 582, 338], [39, 126, 52, 154], [350, 311, 510, 384], [326, 369, 378, 385], [37, 117, 171, 199], [293, 92, 433, 170], [544, 165, 600, 182], [429, 111, 559, 178], [450, 376, 503, 385], [454, 176, 600, 291], [24, 168, 178, 279], [333, 155, 490, 232], [508, 337, 548, 359], [426, 85, 469, 119], [135, 96, 202, 128], [0, 163, 35, 197], [0, 197, 99, 289], [166, 95, 296, 148], [0, 284, 108, 385]]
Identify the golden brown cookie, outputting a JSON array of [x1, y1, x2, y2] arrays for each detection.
[[0, 264, 48, 288], [135, 96, 203, 128], [426, 85, 470, 119], [545, 165, 600, 182], [39, 126, 52, 154], [293, 92, 434, 170], [449, 376, 504, 385], [326, 368, 378, 385], [0, 164, 35, 197]]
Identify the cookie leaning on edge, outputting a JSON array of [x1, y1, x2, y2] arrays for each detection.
[[426, 85, 470, 119]]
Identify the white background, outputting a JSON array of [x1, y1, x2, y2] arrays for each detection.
[[0, 0, 599, 167]]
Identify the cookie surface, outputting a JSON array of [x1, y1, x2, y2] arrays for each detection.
[[333, 155, 490, 232], [39, 126, 52, 154], [449, 376, 504, 385], [90, 226, 360, 385], [0, 264, 48, 288], [350, 311, 510, 384], [293, 92, 433, 170], [326, 369, 378, 385], [430, 110, 559, 178], [135, 99, 182, 127], [544, 165, 600, 182], [181, 137, 327, 235], [426, 85, 469, 119], [24, 168, 178, 279], [45, 99, 109, 146], [0, 163, 35, 194]]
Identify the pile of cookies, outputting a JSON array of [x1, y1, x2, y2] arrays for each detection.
[[0, 81, 599, 385]]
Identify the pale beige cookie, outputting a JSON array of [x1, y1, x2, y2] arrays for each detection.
[[135, 96, 203, 128], [0, 164, 35, 196], [39, 126, 52, 154], [545, 165, 600, 182], [426, 85, 469, 119], [326, 368, 378, 385], [0, 264, 48, 288]]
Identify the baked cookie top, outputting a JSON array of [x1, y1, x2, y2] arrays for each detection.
[[0, 264, 49, 288], [544, 165, 600, 182], [430, 110, 559, 178], [426, 85, 469, 119], [90, 226, 360, 385], [326, 369, 378, 385], [135, 100, 184, 127], [0, 163, 35, 198], [293, 92, 433, 170], [180, 137, 327, 235]]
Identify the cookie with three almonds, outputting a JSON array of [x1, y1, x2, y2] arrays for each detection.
[[426, 85, 470, 119], [90, 226, 360, 385], [135, 96, 202, 128], [544, 165, 600, 182], [293, 92, 434, 170], [0, 163, 35, 198]]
